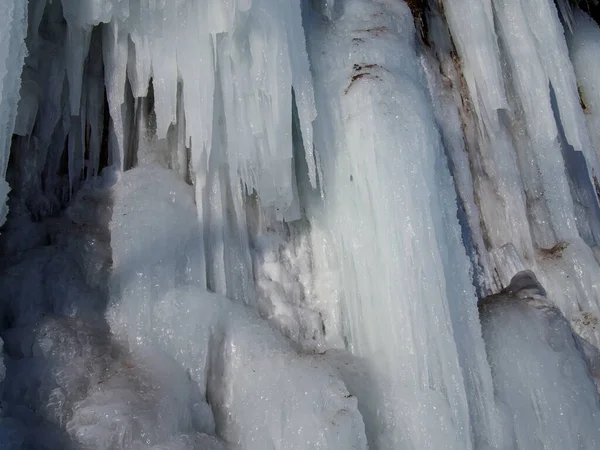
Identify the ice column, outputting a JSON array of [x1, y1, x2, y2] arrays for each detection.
[[305, 1, 501, 448]]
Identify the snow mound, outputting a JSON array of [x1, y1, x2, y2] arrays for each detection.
[[107, 165, 368, 450]]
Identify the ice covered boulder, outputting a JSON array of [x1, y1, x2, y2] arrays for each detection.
[[479, 271, 600, 450], [1, 315, 224, 450]]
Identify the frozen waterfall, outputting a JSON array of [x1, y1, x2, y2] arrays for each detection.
[[1, 0, 600, 449]]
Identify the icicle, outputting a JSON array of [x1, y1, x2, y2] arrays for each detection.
[[442, 0, 508, 127], [492, 0, 579, 246], [64, 26, 92, 116], [127, 33, 151, 99], [285, 0, 318, 188], [177, 1, 215, 184], [568, 10, 600, 170], [102, 20, 128, 170], [424, 6, 495, 296], [84, 30, 105, 179], [0, 0, 28, 226]]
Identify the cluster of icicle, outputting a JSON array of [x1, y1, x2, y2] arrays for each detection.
[[2, 0, 318, 224]]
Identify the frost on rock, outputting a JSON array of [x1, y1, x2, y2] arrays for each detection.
[[480, 271, 600, 450]]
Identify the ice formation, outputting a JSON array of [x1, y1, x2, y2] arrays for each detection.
[[0, 0, 28, 227], [2, 0, 600, 449], [479, 271, 600, 450]]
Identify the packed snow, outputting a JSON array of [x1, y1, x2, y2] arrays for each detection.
[[2, 0, 600, 449]]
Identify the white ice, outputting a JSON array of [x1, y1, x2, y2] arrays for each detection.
[[2, 0, 600, 449]]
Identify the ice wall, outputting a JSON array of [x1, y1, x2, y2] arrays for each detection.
[[568, 10, 600, 170], [3, 0, 600, 449]]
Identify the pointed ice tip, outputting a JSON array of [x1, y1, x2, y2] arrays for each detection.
[[504, 270, 547, 299]]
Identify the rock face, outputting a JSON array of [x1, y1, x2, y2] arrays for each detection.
[[479, 270, 600, 450]]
